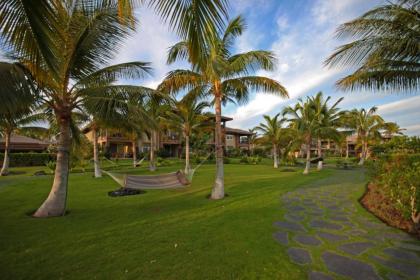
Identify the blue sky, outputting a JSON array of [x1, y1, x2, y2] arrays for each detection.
[[2, 0, 419, 135]]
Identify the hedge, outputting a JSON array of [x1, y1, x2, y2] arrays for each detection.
[[0, 153, 56, 167]]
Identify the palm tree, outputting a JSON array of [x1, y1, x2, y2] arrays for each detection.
[[0, 62, 38, 176], [160, 16, 288, 199], [247, 128, 257, 155], [0, 2, 154, 217], [165, 91, 210, 174], [345, 107, 385, 165], [255, 114, 286, 168], [283, 98, 319, 175], [308, 92, 344, 170], [325, 0, 420, 92], [383, 122, 406, 138]]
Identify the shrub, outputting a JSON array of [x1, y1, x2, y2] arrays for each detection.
[[239, 156, 261, 165], [367, 136, 420, 227], [0, 153, 56, 167], [156, 157, 171, 167], [223, 157, 231, 164], [45, 161, 56, 173]]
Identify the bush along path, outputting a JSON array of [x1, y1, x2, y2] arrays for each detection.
[[273, 169, 420, 280]]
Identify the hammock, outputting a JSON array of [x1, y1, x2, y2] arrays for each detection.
[[102, 153, 211, 190], [135, 157, 145, 167]]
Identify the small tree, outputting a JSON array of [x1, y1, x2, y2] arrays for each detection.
[[255, 114, 286, 168]]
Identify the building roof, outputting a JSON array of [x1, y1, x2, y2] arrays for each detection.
[[225, 127, 254, 135], [0, 134, 50, 151]]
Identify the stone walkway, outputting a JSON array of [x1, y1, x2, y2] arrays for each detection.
[[273, 170, 420, 280]]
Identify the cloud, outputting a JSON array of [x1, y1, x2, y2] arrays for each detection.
[[228, 0, 384, 129], [112, 6, 180, 88], [377, 95, 420, 116]]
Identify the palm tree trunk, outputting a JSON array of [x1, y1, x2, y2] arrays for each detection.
[[185, 135, 190, 174], [273, 144, 279, 168], [132, 139, 137, 168], [33, 114, 71, 217], [358, 139, 366, 165], [317, 138, 323, 170], [346, 141, 349, 159], [0, 130, 11, 176], [93, 126, 102, 178], [211, 94, 224, 200], [149, 131, 156, 171], [303, 139, 311, 175]]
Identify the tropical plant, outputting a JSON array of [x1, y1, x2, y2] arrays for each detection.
[[308, 92, 344, 170], [165, 91, 210, 174], [0, 2, 153, 217], [160, 16, 288, 199], [344, 107, 385, 165], [0, 62, 38, 176], [255, 114, 286, 168], [383, 122, 406, 138], [283, 98, 319, 174], [325, 0, 420, 92]]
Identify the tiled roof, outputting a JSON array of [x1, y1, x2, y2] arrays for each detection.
[[0, 134, 50, 145], [225, 127, 254, 135]]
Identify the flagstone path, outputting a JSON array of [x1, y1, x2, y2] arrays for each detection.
[[273, 169, 420, 280]]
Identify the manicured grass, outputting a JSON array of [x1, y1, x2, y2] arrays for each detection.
[[0, 161, 360, 279]]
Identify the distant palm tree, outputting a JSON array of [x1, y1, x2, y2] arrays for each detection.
[[383, 122, 406, 138], [325, 0, 420, 92], [0, 2, 153, 217], [161, 16, 288, 199], [345, 107, 385, 165], [283, 98, 318, 174], [165, 91, 210, 174], [308, 92, 344, 170], [255, 114, 286, 168]]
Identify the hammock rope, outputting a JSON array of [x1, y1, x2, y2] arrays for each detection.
[[103, 152, 211, 190]]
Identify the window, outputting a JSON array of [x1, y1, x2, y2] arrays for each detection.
[[239, 136, 249, 144], [226, 135, 234, 140]]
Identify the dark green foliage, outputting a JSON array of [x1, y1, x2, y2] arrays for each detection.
[[367, 136, 420, 221], [0, 153, 55, 167]]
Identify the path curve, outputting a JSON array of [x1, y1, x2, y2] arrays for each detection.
[[273, 169, 420, 280]]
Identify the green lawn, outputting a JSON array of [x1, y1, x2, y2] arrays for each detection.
[[0, 161, 363, 279]]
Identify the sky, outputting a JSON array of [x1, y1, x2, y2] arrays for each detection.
[[2, 0, 419, 135]]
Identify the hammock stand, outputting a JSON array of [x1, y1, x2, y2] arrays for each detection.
[[102, 153, 210, 190]]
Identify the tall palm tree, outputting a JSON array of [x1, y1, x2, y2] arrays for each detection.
[[247, 128, 257, 155], [308, 92, 344, 170], [283, 98, 318, 175], [325, 0, 420, 92], [165, 91, 210, 174], [255, 114, 286, 168], [160, 16, 288, 199], [0, 2, 153, 217], [345, 107, 385, 165]]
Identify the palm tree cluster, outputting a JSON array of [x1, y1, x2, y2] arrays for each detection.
[[0, 0, 288, 216], [0, 0, 413, 218], [254, 92, 401, 174]]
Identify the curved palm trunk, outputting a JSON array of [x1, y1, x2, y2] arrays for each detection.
[[211, 94, 224, 200], [34, 114, 71, 217], [273, 144, 279, 168], [317, 138, 323, 170], [346, 141, 349, 159], [303, 139, 311, 175], [93, 126, 102, 178], [0, 130, 11, 176], [132, 139, 137, 168], [184, 135, 190, 174], [149, 131, 156, 171]]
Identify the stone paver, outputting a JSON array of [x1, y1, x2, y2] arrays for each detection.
[[287, 247, 312, 264], [339, 242, 373, 255], [273, 170, 420, 279], [294, 234, 321, 246], [322, 251, 381, 280], [308, 271, 334, 280], [317, 231, 348, 242], [273, 232, 288, 245], [274, 221, 306, 232]]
